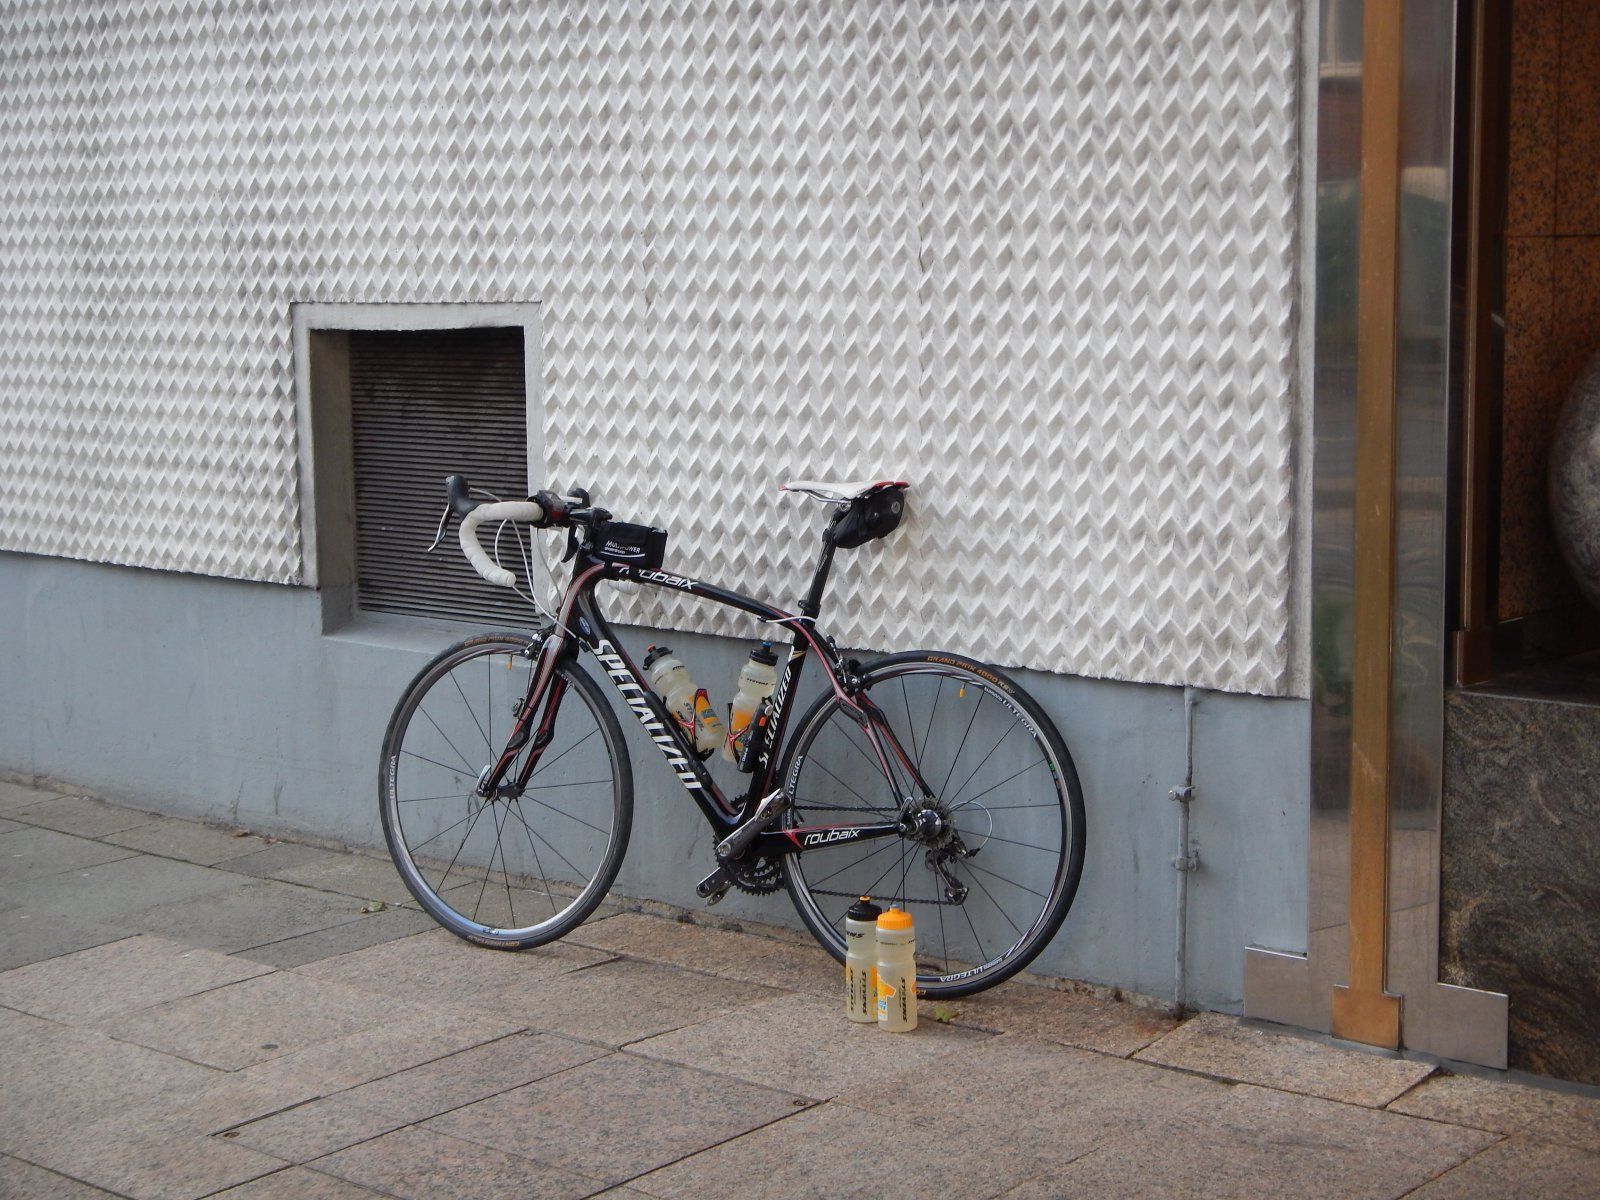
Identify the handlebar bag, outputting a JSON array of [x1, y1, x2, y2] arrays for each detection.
[[593, 520, 668, 569]]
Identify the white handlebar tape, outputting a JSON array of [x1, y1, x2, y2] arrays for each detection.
[[458, 501, 545, 588]]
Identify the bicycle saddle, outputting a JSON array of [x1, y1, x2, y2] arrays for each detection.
[[782, 478, 909, 503]]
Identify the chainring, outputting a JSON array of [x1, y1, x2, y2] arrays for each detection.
[[724, 852, 784, 895]]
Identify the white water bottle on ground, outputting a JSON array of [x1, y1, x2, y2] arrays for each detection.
[[643, 645, 723, 757], [844, 896, 882, 1023], [875, 907, 918, 1032], [724, 641, 779, 764]]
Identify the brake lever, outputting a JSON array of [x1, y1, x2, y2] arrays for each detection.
[[561, 524, 579, 563], [423, 502, 452, 553]]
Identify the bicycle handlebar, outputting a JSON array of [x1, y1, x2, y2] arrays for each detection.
[[443, 475, 591, 590], [459, 501, 546, 588]]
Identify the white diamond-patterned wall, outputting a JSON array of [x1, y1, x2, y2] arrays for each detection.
[[0, 1, 1301, 695]]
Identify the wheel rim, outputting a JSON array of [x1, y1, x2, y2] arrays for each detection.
[[383, 640, 623, 940], [784, 663, 1077, 989]]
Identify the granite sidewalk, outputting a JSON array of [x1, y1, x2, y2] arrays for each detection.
[[1, 779, 1597, 1199]]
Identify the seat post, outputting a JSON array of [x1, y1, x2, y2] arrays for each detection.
[[799, 532, 838, 619]]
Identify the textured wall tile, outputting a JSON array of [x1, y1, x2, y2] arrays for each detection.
[[1557, 0, 1600, 234], [0, 1, 1302, 695], [1506, 0, 1560, 237]]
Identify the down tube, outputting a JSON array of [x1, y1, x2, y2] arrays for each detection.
[[573, 590, 739, 828]]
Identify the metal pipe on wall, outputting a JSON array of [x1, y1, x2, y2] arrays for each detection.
[[1172, 686, 1199, 1014]]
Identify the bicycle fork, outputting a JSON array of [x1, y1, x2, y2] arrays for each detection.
[[474, 634, 568, 800]]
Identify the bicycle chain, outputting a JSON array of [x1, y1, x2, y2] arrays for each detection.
[[807, 886, 963, 906]]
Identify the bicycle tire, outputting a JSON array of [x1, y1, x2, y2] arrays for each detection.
[[380, 632, 632, 949], [780, 650, 1085, 997]]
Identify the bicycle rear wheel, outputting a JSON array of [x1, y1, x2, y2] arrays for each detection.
[[780, 651, 1085, 997], [380, 633, 632, 948]]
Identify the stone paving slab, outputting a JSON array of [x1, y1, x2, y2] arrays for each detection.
[[14, 1111, 286, 1200], [627, 990, 987, 1100], [0, 853, 252, 922], [297, 927, 612, 1009], [0, 826, 139, 884], [1135, 1010, 1436, 1107], [1387, 1071, 1600, 1154], [0, 934, 270, 1025], [1004, 1083, 1498, 1200], [570, 912, 837, 995], [267, 850, 419, 905], [100, 968, 399, 1070], [493, 958, 785, 1046], [313, 1126, 599, 1200], [207, 1166, 393, 1199], [239, 904, 437, 968], [0, 815, 25, 834], [0, 1001, 61, 1042], [0, 909, 131, 971], [1406, 1132, 1600, 1198], [104, 818, 276, 865], [155, 1006, 527, 1135], [631, 1100, 1034, 1200], [224, 1099, 413, 1164], [947, 978, 1180, 1057], [6, 793, 163, 838], [223, 842, 349, 880], [0, 1153, 122, 1198], [424, 1052, 809, 1184], [0, 1025, 225, 1155], [122, 878, 373, 954], [835, 1033, 1224, 1169], [338, 1031, 609, 1124], [0, 781, 68, 812]]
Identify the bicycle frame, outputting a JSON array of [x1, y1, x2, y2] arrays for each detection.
[[477, 537, 935, 863]]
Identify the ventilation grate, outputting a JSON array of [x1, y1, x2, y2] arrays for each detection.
[[349, 327, 534, 627]]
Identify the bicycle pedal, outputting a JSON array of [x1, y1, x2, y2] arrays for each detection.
[[696, 865, 732, 905]]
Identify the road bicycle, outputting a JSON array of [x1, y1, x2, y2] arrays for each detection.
[[380, 475, 1086, 996]]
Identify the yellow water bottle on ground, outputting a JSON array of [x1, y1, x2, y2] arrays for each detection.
[[875, 907, 917, 1032], [844, 896, 881, 1023]]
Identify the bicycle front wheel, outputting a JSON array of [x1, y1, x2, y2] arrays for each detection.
[[380, 633, 632, 949], [780, 651, 1085, 997]]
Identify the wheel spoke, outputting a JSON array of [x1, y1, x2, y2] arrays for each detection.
[[450, 670, 493, 755], [918, 677, 944, 775], [400, 749, 476, 778], [948, 827, 1060, 853], [417, 706, 478, 773], [436, 800, 491, 894], [807, 836, 900, 887], [900, 677, 921, 767], [510, 794, 560, 916], [506, 796, 589, 883], [526, 726, 599, 783], [810, 756, 885, 812], [961, 859, 1026, 942], [943, 719, 1021, 812], [520, 792, 613, 838], [937, 691, 986, 800], [406, 806, 478, 854], [950, 758, 1048, 809], [961, 858, 1053, 902]]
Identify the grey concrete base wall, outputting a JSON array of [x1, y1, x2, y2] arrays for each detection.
[[0, 552, 1309, 1011]]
